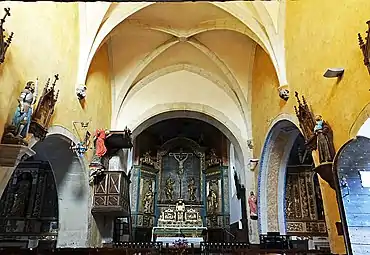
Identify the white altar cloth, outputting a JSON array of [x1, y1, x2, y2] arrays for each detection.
[[153, 237, 204, 248]]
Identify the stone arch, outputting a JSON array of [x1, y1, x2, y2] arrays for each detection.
[[128, 106, 252, 187], [29, 125, 90, 248], [257, 117, 300, 235], [349, 102, 370, 138]]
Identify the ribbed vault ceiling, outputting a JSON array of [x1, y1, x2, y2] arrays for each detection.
[[104, 2, 262, 126]]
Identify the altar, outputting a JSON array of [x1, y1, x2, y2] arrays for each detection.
[[131, 136, 230, 243], [151, 199, 207, 246]]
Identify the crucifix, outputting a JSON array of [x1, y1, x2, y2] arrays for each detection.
[[169, 148, 193, 198]]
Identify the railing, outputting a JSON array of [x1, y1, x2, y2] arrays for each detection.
[[0, 241, 333, 254], [223, 228, 236, 241]]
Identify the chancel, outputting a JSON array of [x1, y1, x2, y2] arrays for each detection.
[[131, 118, 231, 246]]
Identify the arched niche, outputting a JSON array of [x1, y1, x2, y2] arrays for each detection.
[[0, 159, 58, 248], [131, 110, 249, 186], [29, 128, 90, 248], [258, 119, 300, 235], [130, 111, 250, 242], [334, 135, 370, 255]]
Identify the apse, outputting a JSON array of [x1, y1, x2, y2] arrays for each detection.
[[130, 118, 237, 244]]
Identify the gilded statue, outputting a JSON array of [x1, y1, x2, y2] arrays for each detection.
[[164, 177, 175, 201], [143, 182, 154, 214], [313, 115, 335, 163], [207, 183, 218, 215], [188, 177, 197, 201]]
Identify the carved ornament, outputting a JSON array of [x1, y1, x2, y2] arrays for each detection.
[[205, 148, 221, 168], [358, 21, 370, 74], [29, 75, 60, 140], [294, 92, 317, 150], [140, 151, 156, 167], [278, 85, 290, 101], [0, 8, 13, 64]]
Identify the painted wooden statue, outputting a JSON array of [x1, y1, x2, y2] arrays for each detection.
[[313, 115, 335, 163], [248, 191, 258, 220]]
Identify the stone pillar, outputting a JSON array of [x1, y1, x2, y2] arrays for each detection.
[[0, 144, 35, 197]]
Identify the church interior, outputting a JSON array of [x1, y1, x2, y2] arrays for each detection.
[[0, 1, 369, 254]]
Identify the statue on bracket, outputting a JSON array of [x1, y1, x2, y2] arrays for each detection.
[[188, 177, 197, 201], [2, 79, 39, 146], [311, 115, 335, 163], [248, 191, 258, 220], [143, 181, 154, 214], [164, 177, 175, 201], [29, 74, 60, 140], [89, 129, 109, 185]]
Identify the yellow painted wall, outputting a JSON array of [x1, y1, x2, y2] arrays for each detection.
[[251, 46, 284, 157], [0, 2, 79, 140], [252, 0, 370, 253], [0, 3, 111, 162]]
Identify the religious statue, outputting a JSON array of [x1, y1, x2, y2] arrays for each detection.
[[89, 129, 110, 184], [164, 177, 175, 201], [312, 115, 335, 163], [11, 173, 32, 217], [2, 79, 38, 144], [188, 177, 197, 201], [170, 149, 192, 176], [248, 191, 258, 220], [207, 183, 218, 215], [143, 182, 154, 214], [91, 129, 108, 166]]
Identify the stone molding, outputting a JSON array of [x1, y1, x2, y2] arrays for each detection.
[[0, 144, 35, 167]]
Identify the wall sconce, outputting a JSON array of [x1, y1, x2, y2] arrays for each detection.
[[70, 121, 91, 157], [323, 68, 344, 78], [0, 8, 13, 64], [249, 159, 259, 171], [358, 21, 370, 74]]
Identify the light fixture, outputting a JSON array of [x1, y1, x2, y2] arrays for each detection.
[[359, 171, 370, 187], [323, 68, 344, 78], [249, 159, 259, 171]]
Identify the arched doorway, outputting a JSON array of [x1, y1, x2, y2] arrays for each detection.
[[335, 118, 370, 255], [258, 119, 329, 249], [130, 114, 251, 245]]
